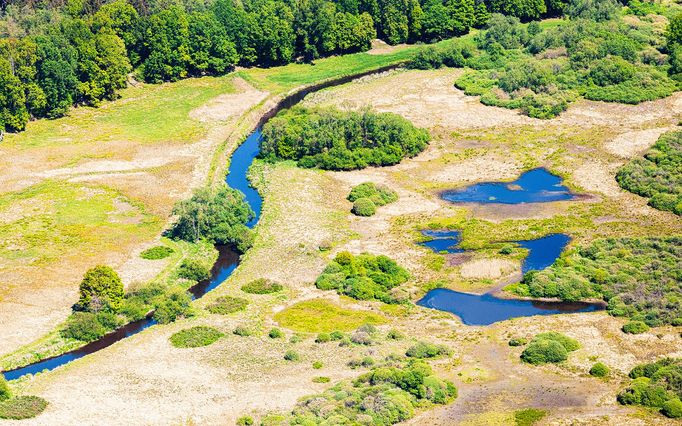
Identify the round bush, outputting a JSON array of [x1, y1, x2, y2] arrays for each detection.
[[315, 333, 331, 343], [206, 296, 248, 315], [533, 332, 580, 352], [0, 396, 49, 420], [236, 415, 254, 426], [589, 362, 610, 377], [312, 361, 323, 369], [170, 326, 224, 348], [351, 197, 376, 217], [508, 337, 527, 347], [284, 350, 300, 361], [60, 312, 108, 342], [520, 340, 568, 365], [622, 321, 650, 334], [0, 377, 10, 401], [140, 246, 174, 260], [269, 328, 284, 338], [76, 265, 124, 312], [177, 258, 210, 282], [241, 278, 283, 294], [662, 398, 682, 418], [233, 326, 252, 337]]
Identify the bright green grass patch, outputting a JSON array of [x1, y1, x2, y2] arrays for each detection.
[[274, 299, 386, 333], [5, 76, 236, 149], [169, 326, 224, 348], [0, 396, 49, 420], [514, 408, 547, 426], [140, 246, 174, 260], [241, 278, 283, 294]]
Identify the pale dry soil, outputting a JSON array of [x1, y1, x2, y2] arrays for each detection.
[[3, 68, 682, 425], [0, 77, 268, 355]]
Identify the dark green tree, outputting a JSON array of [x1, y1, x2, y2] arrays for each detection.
[[76, 265, 125, 312]]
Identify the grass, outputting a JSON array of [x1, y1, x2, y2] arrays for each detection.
[[140, 245, 174, 260], [0, 396, 49, 420], [241, 278, 283, 294], [206, 296, 249, 315], [274, 299, 387, 333], [169, 326, 224, 348], [514, 408, 547, 426]]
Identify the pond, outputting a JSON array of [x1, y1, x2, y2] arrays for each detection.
[[417, 231, 602, 324], [441, 168, 576, 204]]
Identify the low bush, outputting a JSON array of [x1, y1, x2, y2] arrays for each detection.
[[315, 333, 331, 343], [347, 182, 398, 206], [241, 278, 283, 294], [312, 361, 323, 369], [514, 408, 547, 426], [590, 362, 610, 377], [622, 321, 650, 334], [206, 296, 248, 315], [387, 329, 404, 340], [312, 376, 330, 383], [315, 252, 410, 303], [236, 416, 254, 426], [233, 326, 252, 337], [170, 326, 224, 348], [508, 337, 527, 347], [533, 332, 580, 352], [269, 328, 284, 339], [140, 246, 174, 260], [662, 398, 682, 418], [618, 358, 682, 417], [75, 265, 125, 312], [520, 333, 579, 365], [330, 331, 345, 340], [284, 350, 300, 361], [153, 290, 193, 324], [177, 258, 210, 282], [406, 342, 451, 359], [0, 396, 49, 420], [60, 312, 109, 342], [350, 331, 373, 345], [351, 197, 377, 216], [0, 377, 10, 401]]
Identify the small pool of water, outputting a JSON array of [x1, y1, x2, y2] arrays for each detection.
[[441, 168, 576, 204], [227, 129, 263, 228], [418, 289, 604, 326], [419, 230, 464, 253]]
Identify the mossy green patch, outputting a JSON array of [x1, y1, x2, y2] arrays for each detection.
[[274, 299, 386, 333]]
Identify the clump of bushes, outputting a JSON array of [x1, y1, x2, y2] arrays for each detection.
[[0, 377, 10, 401], [618, 358, 682, 419], [260, 106, 429, 171], [616, 130, 682, 216], [60, 311, 122, 342], [589, 362, 610, 377], [140, 245, 174, 260], [236, 416, 254, 426], [387, 329, 404, 340], [152, 290, 194, 324], [406, 342, 451, 359], [241, 278, 283, 294], [514, 237, 682, 327], [75, 265, 124, 312], [269, 328, 284, 338], [508, 337, 527, 347], [120, 282, 193, 325], [315, 333, 331, 343], [206, 296, 249, 315], [233, 326, 252, 337], [284, 350, 300, 361], [622, 321, 650, 335], [168, 185, 254, 252], [520, 332, 579, 365], [347, 182, 398, 217], [315, 251, 410, 303], [514, 408, 547, 426], [170, 326, 224, 348], [177, 258, 211, 282]]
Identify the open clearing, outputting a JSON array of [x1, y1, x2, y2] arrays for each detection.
[[2, 66, 681, 425]]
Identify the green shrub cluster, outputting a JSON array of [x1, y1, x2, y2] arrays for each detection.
[[618, 358, 682, 418], [520, 332, 579, 365], [233, 326, 252, 337], [170, 326, 224, 348], [0, 396, 49, 420], [622, 321, 650, 335], [288, 357, 457, 424], [514, 237, 682, 327], [616, 130, 682, 216], [508, 337, 527, 347], [177, 258, 211, 282], [0, 377, 10, 401], [206, 296, 249, 315], [405, 342, 451, 359], [260, 106, 429, 171], [589, 362, 610, 377], [60, 311, 123, 342], [284, 350, 300, 361], [315, 251, 410, 303], [348, 182, 398, 217], [241, 278, 283, 294], [75, 265, 125, 313], [269, 328, 284, 339], [140, 246, 174, 260], [452, 14, 680, 119], [514, 408, 547, 426], [168, 185, 254, 252], [119, 283, 193, 325]]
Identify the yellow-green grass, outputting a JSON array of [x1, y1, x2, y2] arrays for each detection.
[[274, 299, 387, 333]]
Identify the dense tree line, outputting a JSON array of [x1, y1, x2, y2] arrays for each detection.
[[616, 130, 682, 216], [513, 237, 682, 327], [618, 358, 682, 419], [260, 106, 429, 170]]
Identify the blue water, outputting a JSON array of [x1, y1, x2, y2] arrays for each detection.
[[419, 230, 464, 253], [441, 168, 576, 204], [2, 130, 264, 381], [227, 129, 263, 228], [418, 289, 603, 326]]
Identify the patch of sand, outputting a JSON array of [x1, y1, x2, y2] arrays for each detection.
[[604, 127, 671, 159]]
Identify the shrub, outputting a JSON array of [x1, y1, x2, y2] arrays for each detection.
[[521, 340, 568, 365], [233, 326, 252, 337], [75, 265, 124, 312], [290, 335, 302, 344], [269, 328, 284, 339], [409, 46, 443, 69], [315, 333, 331, 343], [351, 197, 376, 216], [350, 331, 373, 345], [170, 326, 224, 348], [207, 296, 248, 315], [514, 408, 547, 426], [140, 246, 174, 260], [169, 185, 254, 251], [508, 337, 527, 347], [387, 329, 404, 340], [153, 290, 193, 324], [330, 331, 345, 340], [590, 362, 610, 377], [623, 321, 650, 334], [177, 258, 210, 282], [312, 376, 330, 383], [499, 245, 513, 255], [315, 252, 410, 303], [241, 278, 283, 294], [236, 416, 254, 426], [60, 312, 108, 342], [260, 106, 430, 171], [348, 183, 398, 207], [533, 332, 580, 352], [662, 398, 682, 418], [0, 396, 49, 420], [406, 342, 451, 359], [313, 361, 323, 369], [284, 350, 300, 361], [0, 377, 10, 401]]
